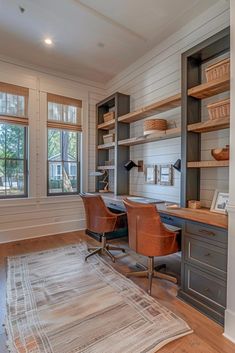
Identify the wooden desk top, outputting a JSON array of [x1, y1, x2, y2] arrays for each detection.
[[101, 194, 228, 230]]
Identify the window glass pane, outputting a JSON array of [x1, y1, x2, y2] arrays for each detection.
[[0, 124, 6, 158], [5, 159, 25, 196], [63, 105, 77, 124], [0, 159, 5, 196], [63, 162, 77, 193], [6, 94, 25, 117], [5, 124, 25, 159], [48, 102, 78, 124], [62, 130, 77, 160], [0, 91, 25, 117], [48, 129, 62, 160], [47, 129, 80, 195], [0, 92, 6, 115], [48, 102, 63, 121], [0, 122, 27, 198], [48, 161, 63, 193]]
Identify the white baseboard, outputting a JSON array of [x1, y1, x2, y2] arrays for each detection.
[[224, 309, 235, 343], [0, 219, 86, 244]]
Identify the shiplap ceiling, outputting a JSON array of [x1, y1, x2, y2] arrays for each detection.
[[0, 0, 223, 83]]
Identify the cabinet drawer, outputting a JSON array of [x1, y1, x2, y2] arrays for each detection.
[[185, 221, 227, 245], [185, 237, 227, 277], [160, 214, 183, 228], [184, 264, 226, 309]]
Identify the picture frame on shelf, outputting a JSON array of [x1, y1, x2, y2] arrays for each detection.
[[157, 164, 173, 186], [210, 190, 229, 214], [144, 165, 156, 184]]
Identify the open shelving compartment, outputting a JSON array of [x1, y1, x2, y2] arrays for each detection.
[[96, 92, 130, 195], [118, 93, 181, 148], [181, 26, 230, 207]]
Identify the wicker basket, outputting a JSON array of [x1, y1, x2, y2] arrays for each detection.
[[205, 58, 230, 82], [103, 133, 114, 144], [207, 99, 230, 120], [188, 200, 201, 209], [103, 111, 115, 123], [144, 119, 167, 135]]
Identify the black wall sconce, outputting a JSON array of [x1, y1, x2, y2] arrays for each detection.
[[124, 160, 143, 172], [173, 159, 181, 172]]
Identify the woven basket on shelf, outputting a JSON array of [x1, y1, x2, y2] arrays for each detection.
[[144, 119, 167, 135], [103, 111, 115, 123], [205, 58, 230, 82], [207, 99, 230, 120], [103, 133, 114, 144], [188, 200, 201, 209]]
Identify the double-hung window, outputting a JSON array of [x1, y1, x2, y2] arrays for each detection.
[[0, 82, 28, 198], [47, 93, 82, 195]]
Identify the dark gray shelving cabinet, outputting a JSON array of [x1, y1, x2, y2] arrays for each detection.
[[96, 92, 130, 195], [179, 27, 230, 325]]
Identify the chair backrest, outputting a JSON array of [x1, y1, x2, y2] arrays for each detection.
[[123, 198, 178, 257], [80, 193, 117, 233]]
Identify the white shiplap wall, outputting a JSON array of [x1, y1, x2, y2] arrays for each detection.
[[0, 60, 105, 243], [107, 1, 230, 206]]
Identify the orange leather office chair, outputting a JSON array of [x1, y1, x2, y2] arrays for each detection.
[[80, 193, 126, 262], [123, 198, 179, 295]]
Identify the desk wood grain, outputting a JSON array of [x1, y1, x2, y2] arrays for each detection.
[[100, 194, 228, 229]]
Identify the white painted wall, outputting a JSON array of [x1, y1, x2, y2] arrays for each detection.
[[224, 0, 235, 343], [0, 61, 105, 243], [107, 1, 230, 205]]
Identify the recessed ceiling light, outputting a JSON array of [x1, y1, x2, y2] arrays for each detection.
[[44, 38, 53, 45]]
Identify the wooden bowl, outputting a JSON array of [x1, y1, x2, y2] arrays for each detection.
[[211, 145, 229, 161]]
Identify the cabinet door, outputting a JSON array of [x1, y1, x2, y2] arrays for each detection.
[[185, 236, 227, 278], [184, 264, 226, 311]]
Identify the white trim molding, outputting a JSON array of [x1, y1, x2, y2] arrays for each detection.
[[0, 219, 86, 244], [224, 309, 235, 343]]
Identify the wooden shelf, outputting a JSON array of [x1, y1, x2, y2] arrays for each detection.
[[188, 75, 230, 99], [97, 142, 115, 150], [187, 160, 229, 168], [118, 127, 181, 146], [97, 165, 115, 170], [118, 93, 181, 123], [98, 119, 115, 130], [188, 117, 230, 133]]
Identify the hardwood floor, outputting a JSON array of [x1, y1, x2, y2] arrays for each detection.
[[0, 231, 234, 353]]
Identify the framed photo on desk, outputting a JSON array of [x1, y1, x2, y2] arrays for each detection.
[[210, 190, 229, 214]]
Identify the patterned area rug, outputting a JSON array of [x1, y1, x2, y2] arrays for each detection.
[[6, 243, 192, 353]]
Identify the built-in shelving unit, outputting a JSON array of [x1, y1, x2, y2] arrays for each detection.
[[187, 75, 230, 99], [188, 117, 230, 133], [96, 91, 181, 193], [118, 93, 181, 123], [118, 127, 181, 146], [180, 26, 230, 325], [96, 92, 130, 195], [187, 160, 229, 168]]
